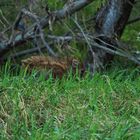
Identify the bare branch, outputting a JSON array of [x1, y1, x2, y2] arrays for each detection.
[[21, 8, 57, 57], [0, 0, 94, 57], [127, 16, 140, 25]]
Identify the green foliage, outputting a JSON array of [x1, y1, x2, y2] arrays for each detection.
[[122, 22, 140, 49], [122, 1, 140, 49]]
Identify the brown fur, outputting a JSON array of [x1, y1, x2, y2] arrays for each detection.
[[21, 55, 83, 78]]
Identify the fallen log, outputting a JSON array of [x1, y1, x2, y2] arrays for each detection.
[[85, 0, 136, 76], [0, 0, 94, 57]]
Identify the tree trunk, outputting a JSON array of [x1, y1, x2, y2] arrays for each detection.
[[86, 0, 135, 76]]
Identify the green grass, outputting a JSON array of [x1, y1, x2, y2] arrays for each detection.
[[0, 65, 140, 140], [0, 1, 140, 140]]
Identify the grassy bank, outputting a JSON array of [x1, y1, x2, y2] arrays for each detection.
[[0, 65, 140, 140]]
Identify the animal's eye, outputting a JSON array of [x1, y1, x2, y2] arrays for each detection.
[[72, 59, 79, 67]]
